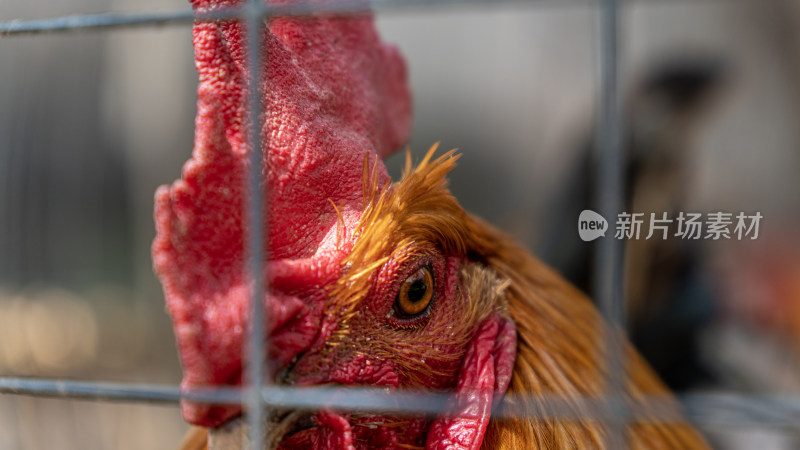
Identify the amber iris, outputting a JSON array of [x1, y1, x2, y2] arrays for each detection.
[[395, 266, 435, 317]]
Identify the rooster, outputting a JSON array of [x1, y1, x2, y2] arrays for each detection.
[[153, 0, 709, 448]]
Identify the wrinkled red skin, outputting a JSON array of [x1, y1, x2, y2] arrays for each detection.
[[153, 0, 516, 448], [427, 316, 517, 449]]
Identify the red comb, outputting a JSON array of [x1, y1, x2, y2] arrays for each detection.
[[153, 0, 411, 426]]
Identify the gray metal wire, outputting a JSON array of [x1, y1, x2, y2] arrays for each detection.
[[1, 1, 797, 449], [244, 0, 268, 448], [595, 0, 626, 447], [3, 377, 800, 430], [0, 0, 551, 37]]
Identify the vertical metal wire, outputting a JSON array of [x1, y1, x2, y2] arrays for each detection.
[[595, 0, 627, 447], [244, 1, 267, 449]]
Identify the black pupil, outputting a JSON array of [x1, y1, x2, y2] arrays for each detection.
[[406, 277, 428, 304]]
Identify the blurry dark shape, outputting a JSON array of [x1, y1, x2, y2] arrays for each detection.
[[0, 7, 134, 291], [541, 54, 730, 390]]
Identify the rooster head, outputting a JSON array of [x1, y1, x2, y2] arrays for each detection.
[[153, 0, 516, 448]]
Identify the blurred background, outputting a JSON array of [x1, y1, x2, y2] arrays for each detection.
[[1, 0, 800, 448]]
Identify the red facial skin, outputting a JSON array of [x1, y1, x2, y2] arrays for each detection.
[[286, 252, 460, 387], [153, 0, 516, 447], [277, 250, 516, 449]]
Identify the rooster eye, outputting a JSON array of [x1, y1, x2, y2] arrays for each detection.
[[395, 266, 435, 318]]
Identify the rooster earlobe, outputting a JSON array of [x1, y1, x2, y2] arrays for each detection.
[[426, 314, 517, 450]]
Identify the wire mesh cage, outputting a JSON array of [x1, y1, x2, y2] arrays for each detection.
[[2, 0, 800, 449]]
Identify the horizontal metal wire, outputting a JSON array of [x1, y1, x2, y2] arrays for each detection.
[[0, 9, 197, 35], [2, 377, 800, 428], [0, 0, 725, 36], [0, 377, 188, 404], [0, 0, 546, 36], [682, 394, 800, 429]]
